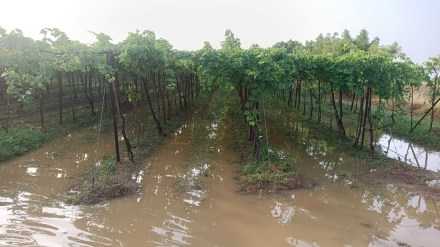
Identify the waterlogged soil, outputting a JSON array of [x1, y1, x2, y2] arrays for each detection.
[[1, 94, 440, 246], [359, 160, 440, 200]]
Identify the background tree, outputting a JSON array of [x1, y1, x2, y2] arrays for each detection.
[[425, 56, 440, 132]]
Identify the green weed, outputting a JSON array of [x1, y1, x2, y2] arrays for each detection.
[[389, 115, 440, 147], [0, 128, 50, 161], [99, 155, 116, 175]]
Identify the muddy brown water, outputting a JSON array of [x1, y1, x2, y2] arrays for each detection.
[[1, 107, 440, 246]]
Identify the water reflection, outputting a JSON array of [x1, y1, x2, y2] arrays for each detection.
[[207, 121, 219, 139], [427, 179, 440, 189], [180, 163, 209, 207], [378, 134, 440, 172], [271, 201, 295, 225], [286, 237, 319, 247], [362, 184, 440, 230], [26, 166, 39, 177], [369, 217, 440, 247], [151, 213, 193, 246], [132, 170, 145, 184]]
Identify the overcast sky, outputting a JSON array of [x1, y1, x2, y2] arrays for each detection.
[[1, 0, 439, 63]]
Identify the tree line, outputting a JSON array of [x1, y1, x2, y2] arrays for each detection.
[[0, 27, 439, 161]]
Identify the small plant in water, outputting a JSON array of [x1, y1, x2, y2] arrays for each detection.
[[100, 155, 116, 174]]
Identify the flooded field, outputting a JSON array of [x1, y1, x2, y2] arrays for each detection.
[[1, 102, 440, 246]]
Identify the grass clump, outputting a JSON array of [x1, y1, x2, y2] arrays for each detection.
[[98, 155, 116, 175], [0, 127, 50, 161], [239, 145, 314, 192]]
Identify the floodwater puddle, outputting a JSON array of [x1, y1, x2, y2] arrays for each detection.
[[1, 103, 440, 246], [378, 133, 440, 172]]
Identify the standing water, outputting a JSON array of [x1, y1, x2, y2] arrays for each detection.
[[378, 134, 440, 172], [1, 102, 440, 246]]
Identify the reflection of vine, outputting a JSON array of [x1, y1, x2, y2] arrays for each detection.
[[361, 188, 440, 231], [379, 134, 438, 170]]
